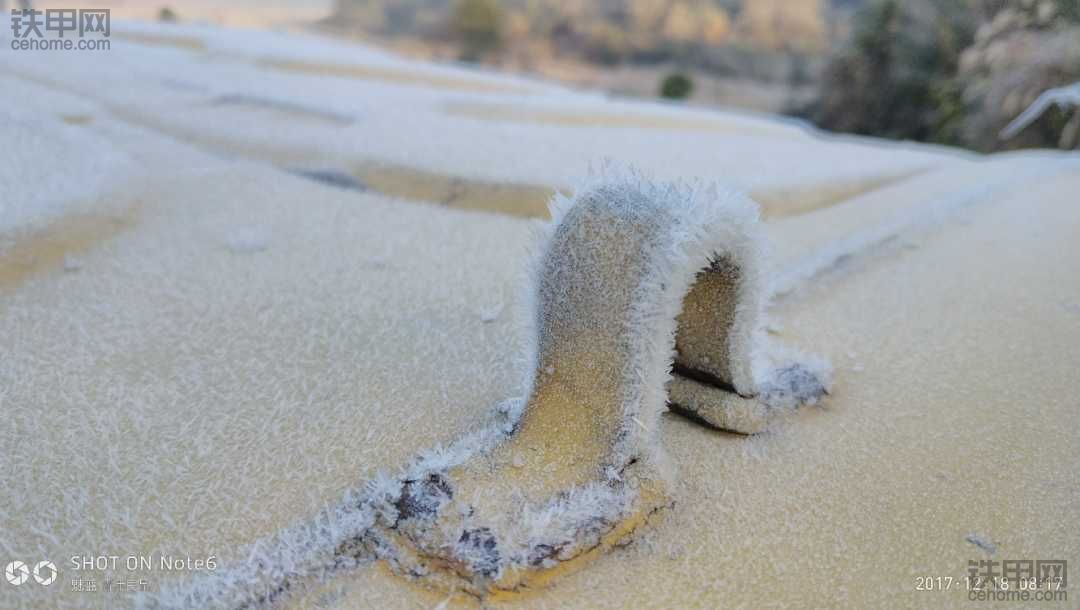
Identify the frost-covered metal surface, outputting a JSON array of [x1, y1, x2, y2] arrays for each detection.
[[2, 20, 1079, 610], [0, 20, 966, 220], [142, 171, 829, 606]]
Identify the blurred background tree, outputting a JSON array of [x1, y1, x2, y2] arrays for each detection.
[[158, 6, 179, 22], [660, 72, 695, 98], [802, 0, 1080, 150], [799, 0, 975, 144], [452, 0, 505, 62], [955, 0, 1080, 150]]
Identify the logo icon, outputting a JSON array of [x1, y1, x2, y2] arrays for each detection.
[[32, 561, 57, 586], [4, 561, 29, 586]]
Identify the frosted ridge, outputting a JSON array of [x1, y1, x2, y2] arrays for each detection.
[[142, 168, 829, 608]]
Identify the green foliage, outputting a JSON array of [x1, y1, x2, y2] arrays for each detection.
[[1054, 0, 1080, 22], [659, 72, 694, 99], [452, 0, 504, 62], [806, 0, 1080, 150], [158, 6, 178, 23], [807, 0, 975, 145]]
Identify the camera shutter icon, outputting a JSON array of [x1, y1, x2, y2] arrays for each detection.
[[4, 561, 30, 586], [32, 561, 58, 586]]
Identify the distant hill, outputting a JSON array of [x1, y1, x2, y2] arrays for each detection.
[[329, 0, 869, 57]]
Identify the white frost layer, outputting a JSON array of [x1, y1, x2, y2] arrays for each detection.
[[0, 103, 135, 237], [144, 169, 829, 607], [0, 21, 965, 199], [771, 155, 1080, 298]]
